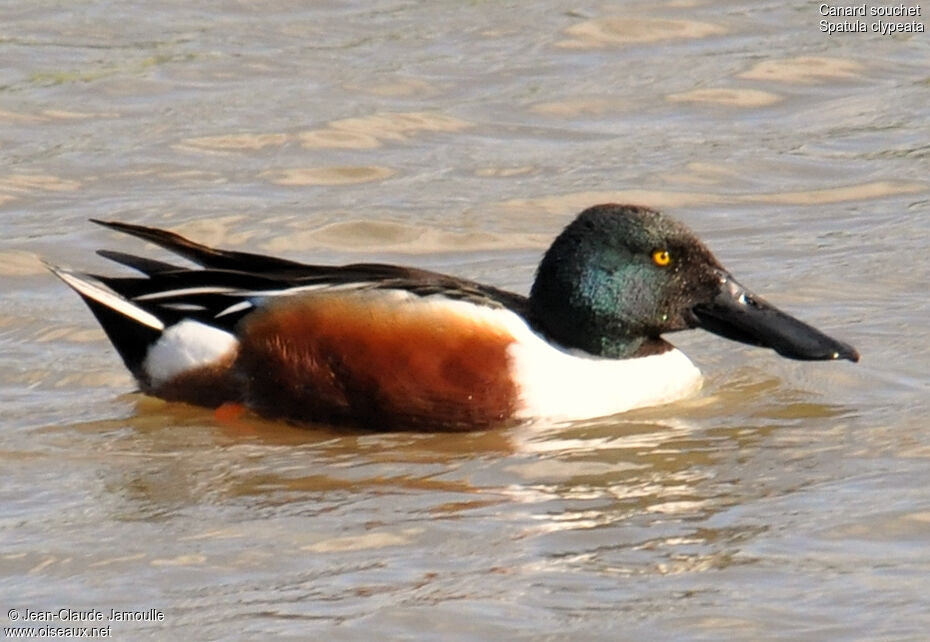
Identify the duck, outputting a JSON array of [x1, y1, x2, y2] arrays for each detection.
[[46, 204, 859, 431]]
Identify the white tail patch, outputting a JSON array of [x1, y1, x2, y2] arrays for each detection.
[[142, 319, 238, 386], [47, 264, 165, 331]]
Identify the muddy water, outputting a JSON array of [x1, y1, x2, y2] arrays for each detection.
[[2, 2, 929, 640]]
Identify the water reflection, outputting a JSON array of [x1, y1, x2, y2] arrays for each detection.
[[26, 375, 854, 586]]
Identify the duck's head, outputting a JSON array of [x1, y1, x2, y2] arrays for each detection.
[[529, 204, 859, 362]]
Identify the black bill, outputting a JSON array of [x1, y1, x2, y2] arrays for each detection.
[[692, 271, 859, 362]]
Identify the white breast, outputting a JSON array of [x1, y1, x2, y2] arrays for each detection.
[[501, 315, 703, 421]]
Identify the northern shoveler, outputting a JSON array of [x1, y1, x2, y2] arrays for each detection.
[[47, 204, 858, 431]]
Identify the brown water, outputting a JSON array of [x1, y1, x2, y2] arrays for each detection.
[[2, 2, 929, 640]]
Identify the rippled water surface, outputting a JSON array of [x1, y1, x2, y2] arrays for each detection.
[[2, 2, 929, 640]]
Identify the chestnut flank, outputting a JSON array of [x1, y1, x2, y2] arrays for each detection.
[[236, 292, 519, 431]]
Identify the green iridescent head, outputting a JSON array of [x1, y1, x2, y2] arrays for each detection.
[[529, 204, 858, 362]]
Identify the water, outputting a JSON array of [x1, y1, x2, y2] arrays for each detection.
[[2, 1, 929, 639]]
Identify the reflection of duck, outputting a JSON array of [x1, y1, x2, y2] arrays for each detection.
[[47, 204, 858, 431]]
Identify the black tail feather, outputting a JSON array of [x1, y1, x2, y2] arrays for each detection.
[[91, 219, 307, 273], [97, 250, 181, 275], [70, 290, 160, 384], [44, 264, 164, 385]]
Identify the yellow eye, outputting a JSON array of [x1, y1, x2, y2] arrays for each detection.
[[652, 249, 671, 267]]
